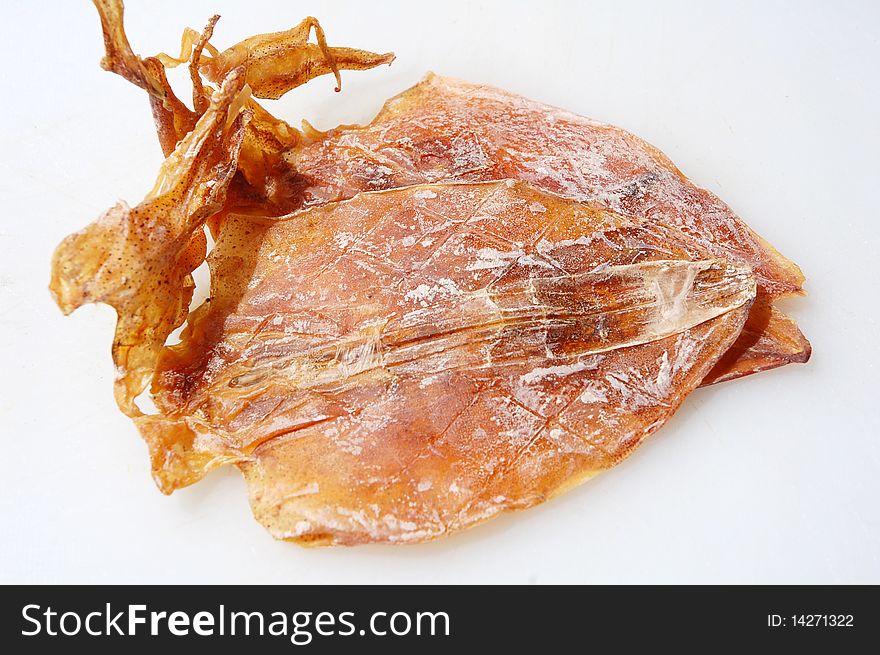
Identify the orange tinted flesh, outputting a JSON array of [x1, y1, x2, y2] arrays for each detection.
[[50, 69, 251, 415], [90, 6, 807, 384], [143, 180, 755, 545], [282, 74, 809, 383], [56, 7, 797, 545], [93, 0, 395, 211], [703, 297, 811, 384]]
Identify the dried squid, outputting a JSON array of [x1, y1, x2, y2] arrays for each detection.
[[49, 1, 809, 545], [288, 74, 810, 384], [144, 180, 756, 544], [88, 2, 806, 385]]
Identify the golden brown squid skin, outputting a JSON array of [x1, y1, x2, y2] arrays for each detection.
[[52, 4, 808, 546], [702, 297, 812, 384], [142, 180, 755, 545], [199, 19, 395, 99], [284, 74, 810, 385], [50, 70, 251, 415], [89, 3, 807, 384], [290, 74, 803, 295]]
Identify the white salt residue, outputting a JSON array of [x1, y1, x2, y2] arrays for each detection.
[[404, 277, 461, 307], [289, 318, 321, 333], [405, 283, 429, 303], [606, 362, 675, 410], [323, 420, 365, 457], [629, 327, 715, 402], [278, 520, 312, 538], [248, 289, 291, 305], [671, 330, 709, 376], [333, 231, 357, 249], [548, 427, 565, 441], [335, 507, 374, 531], [528, 201, 547, 213], [322, 504, 443, 542], [417, 480, 433, 492], [449, 482, 462, 494], [449, 134, 491, 174], [466, 247, 524, 271], [459, 502, 504, 525], [427, 217, 456, 235], [606, 371, 653, 410], [519, 356, 601, 385], [517, 254, 556, 269], [414, 189, 437, 199], [382, 514, 417, 532], [418, 373, 441, 389], [395, 528, 442, 543], [578, 380, 608, 404], [642, 350, 673, 398], [489, 397, 542, 447], [511, 382, 548, 415], [282, 482, 320, 500], [401, 235, 417, 247], [535, 235, 593, 256], [405, 286, 430, 307], [576, 148, 608, 175], [372, 164, 394, 178]]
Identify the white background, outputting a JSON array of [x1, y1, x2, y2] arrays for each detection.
[[1, 0, 878, 584]]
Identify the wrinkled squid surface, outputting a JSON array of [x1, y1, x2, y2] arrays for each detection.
[[143, 181, 755, 544], [90, 1, 808, 387], [286, 74, 809, 384], [48, 1, 809, 546]]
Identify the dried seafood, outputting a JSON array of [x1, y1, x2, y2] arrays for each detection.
[[286, 74, 810, 384], [90, 1, 808, 385], [144, 180, 755, 544], [51, 69, 251, 414], [49, 1, 809, 545]]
